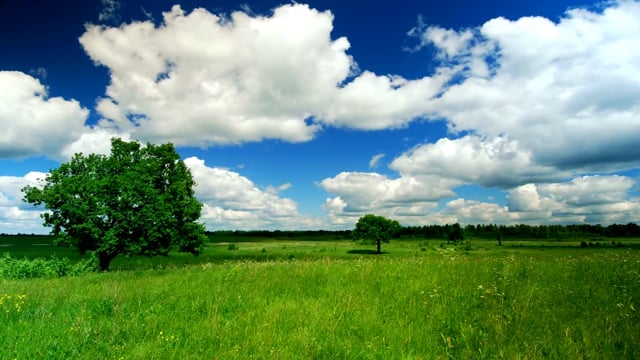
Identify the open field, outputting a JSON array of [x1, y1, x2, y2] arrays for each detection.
[[1, 236, 639, 358], [2, 233, 639, 270]]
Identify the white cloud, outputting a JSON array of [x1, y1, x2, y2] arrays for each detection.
[[184, 157, 317, 229], [320, 173, 640, 227], [80, 4, 348, 146], [0, 71, 89, 159], [506, 175, 640, 224], [60, 128, 132, 159], [319, 172, 457, 211], [422, 1, 640, 173], [539, 175, 633, 206], [506, 184, 545, 212], [318, 171, 458, 226], [79, 4, 458, 146], [369, 153, 385, 168], [440, 199, 513, 225], [390, 135, 568, 188], [321, 69, 452, 130], [0, 172, 48, 234], [408, 19, 475, 61]]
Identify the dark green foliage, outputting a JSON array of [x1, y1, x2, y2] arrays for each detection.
[[352, 214, 401, 254], [22, 138, 207, 271], [207, 229, 352, 241], [402, 222, 640, 240], [448, 223, 465, 243]]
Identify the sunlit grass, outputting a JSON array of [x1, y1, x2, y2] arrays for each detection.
[[1, 244, 639, 359]]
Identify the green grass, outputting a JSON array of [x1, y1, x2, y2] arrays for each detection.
[[1, 238, 639, 359]]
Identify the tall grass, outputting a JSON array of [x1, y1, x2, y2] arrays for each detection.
[[1, 248, 639, 359]]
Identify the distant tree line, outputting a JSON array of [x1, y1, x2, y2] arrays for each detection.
[[206, 230, 352, 241], [5, 222, 639, 243], [205, 222, 640, 241], [400, 223, 640, 240]]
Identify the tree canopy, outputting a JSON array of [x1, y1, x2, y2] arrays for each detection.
[[22, 138, 207, 271], [352, 214, 401, 254], [448, 223, 465, 243]]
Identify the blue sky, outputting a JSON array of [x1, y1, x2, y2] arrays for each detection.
[[1, 0, 639, 233]]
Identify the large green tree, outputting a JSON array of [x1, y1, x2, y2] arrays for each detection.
[[352, 214, 401, 254], [22, 138, 207, 271]]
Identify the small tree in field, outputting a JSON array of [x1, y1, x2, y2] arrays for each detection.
[[22, 138, 207, 271], [352, 214, 401, 254]]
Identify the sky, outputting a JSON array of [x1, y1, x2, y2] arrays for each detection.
[[1, 0, 640, 233]]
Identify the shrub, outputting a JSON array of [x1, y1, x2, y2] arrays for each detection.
[[0, 253, 96, 279]]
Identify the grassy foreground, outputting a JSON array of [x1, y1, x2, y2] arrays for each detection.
[[1, 242, 639, 359]]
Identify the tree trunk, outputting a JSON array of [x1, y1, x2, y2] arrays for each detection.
[[377, 239, 381, 254], [97, 251, 118, 271]]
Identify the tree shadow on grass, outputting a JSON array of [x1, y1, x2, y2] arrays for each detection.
[[347, 249, 387, 255]]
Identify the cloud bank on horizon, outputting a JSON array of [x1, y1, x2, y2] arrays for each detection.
[[1, 0, 639, 232]]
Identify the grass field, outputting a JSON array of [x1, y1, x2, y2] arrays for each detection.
[[1, 236, 639, 359]]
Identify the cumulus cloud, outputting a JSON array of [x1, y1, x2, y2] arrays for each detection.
[[321, 69, 452, 129], [539, 175, 634, 206], [0, 71, 89, 159], [321, 172, 639, 227], [415, 1, 640, 174], [407, 16, 475, 60], [184, 157, 317, 229], [0, 172, 48, 234], [440, 199, 513, 225], [506, 175, 640, 224], [320, 172, 457, 210], [60, 128, 132, 159], [80, 4, 346, 146], [79, 4, 456, 146], [390, 135, 570, 188], [318, 171, 458, 226]]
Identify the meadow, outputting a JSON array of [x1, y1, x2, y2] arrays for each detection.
[[1, 235, 639, 359]]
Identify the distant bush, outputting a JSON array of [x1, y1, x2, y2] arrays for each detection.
[[227, 243, 239, 251], [0, 253, 97, 279]]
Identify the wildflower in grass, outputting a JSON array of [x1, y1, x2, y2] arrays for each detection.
[[158, 331, 177, 343], [69, 325, 80, 332], [447, 337, 454, 349]]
